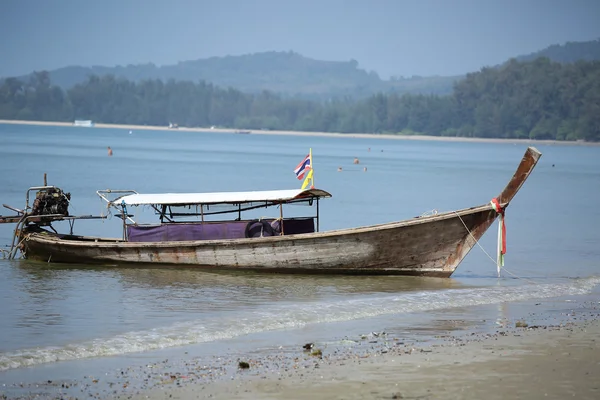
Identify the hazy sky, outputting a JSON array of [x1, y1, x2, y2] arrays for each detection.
[[1, 0, 599, 79]]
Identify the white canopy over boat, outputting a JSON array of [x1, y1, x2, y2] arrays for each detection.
[[110, 188, 332, 206]]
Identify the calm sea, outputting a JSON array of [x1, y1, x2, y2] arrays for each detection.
[[0, 124, 599, 391]]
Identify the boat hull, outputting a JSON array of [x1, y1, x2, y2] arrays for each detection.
[[21, 205, 497, 277]]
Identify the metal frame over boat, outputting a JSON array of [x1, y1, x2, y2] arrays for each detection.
[[1, 147, 542, 277]]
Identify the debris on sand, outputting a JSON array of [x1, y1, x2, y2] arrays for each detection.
[[238, 361, 250, 369]]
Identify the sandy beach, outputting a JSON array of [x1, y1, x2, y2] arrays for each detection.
[[128, 316, 600, 400], [1, 119, 596, 146], [3, 298, 599, 400]]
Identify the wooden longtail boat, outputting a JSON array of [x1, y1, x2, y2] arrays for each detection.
[[3, 147, 541, 277]]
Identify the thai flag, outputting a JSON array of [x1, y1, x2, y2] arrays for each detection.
[[294, 154, 311, 180]]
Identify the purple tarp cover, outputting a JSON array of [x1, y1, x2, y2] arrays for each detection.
[[127, 218, 314, 242]]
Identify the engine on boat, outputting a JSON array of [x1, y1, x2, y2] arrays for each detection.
[[32, 187, 71, 217]]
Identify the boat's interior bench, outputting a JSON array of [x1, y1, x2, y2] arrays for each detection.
[[127, 218, 315, 242]]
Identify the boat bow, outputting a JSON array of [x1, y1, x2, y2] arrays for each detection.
[[497, 146, 542, 206]]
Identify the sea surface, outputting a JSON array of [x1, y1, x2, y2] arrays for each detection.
[[0, 124, 599, 396]]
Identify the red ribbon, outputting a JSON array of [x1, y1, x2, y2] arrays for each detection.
[[490, 198, 506, 255]]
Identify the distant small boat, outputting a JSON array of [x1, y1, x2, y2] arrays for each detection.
[[1, 147, 541, 277], [235, 130, 251, 134], [73, 120, 94, 127]]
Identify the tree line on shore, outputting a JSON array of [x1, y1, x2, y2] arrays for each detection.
[[1, 57, 599, 141]]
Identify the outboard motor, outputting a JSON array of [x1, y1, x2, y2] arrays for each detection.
[[31, 187, 71, 217]]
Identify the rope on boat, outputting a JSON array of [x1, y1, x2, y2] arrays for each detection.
[[8, 236, 28, 260], [453, 210, 537, 284], [420, 209, 438, 217], [7, 213, 28, 260]]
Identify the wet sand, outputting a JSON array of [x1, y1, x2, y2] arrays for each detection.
[[2, 300, 599, 399], [124, 312, 600, 400], [1, 119, 596, 146]]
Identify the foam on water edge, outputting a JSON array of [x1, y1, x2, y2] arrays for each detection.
[[1, 276, 598, 371]]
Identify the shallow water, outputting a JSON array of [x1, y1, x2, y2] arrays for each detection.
[[0, 123, 599, 390]]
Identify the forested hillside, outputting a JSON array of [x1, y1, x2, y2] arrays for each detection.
[[1, 57, 599, 141], [9, 40, 600, 100], [17, 51, 459, 98], [515, 39, 600, 64]]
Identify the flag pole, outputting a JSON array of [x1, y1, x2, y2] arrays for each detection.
[[309, 148, 314, 188]]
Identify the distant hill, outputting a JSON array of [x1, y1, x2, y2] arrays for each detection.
[[513, 39, 600, 64], [387, 75, 462, 96], [11, 39, 600, 99], [19, 51, 458, 99]]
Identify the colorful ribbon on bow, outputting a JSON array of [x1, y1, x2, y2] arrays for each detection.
[[490, 198, 506, 276]]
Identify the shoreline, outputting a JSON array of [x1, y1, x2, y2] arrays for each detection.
[[2, 297, 599, 399], [1, 119, 598, 146], [130, 310, 600, 400]]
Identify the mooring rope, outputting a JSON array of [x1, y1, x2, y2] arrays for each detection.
[[9, 236, 28, 260], [453, 210, 538, 284], [7, 214, 28, 260]]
